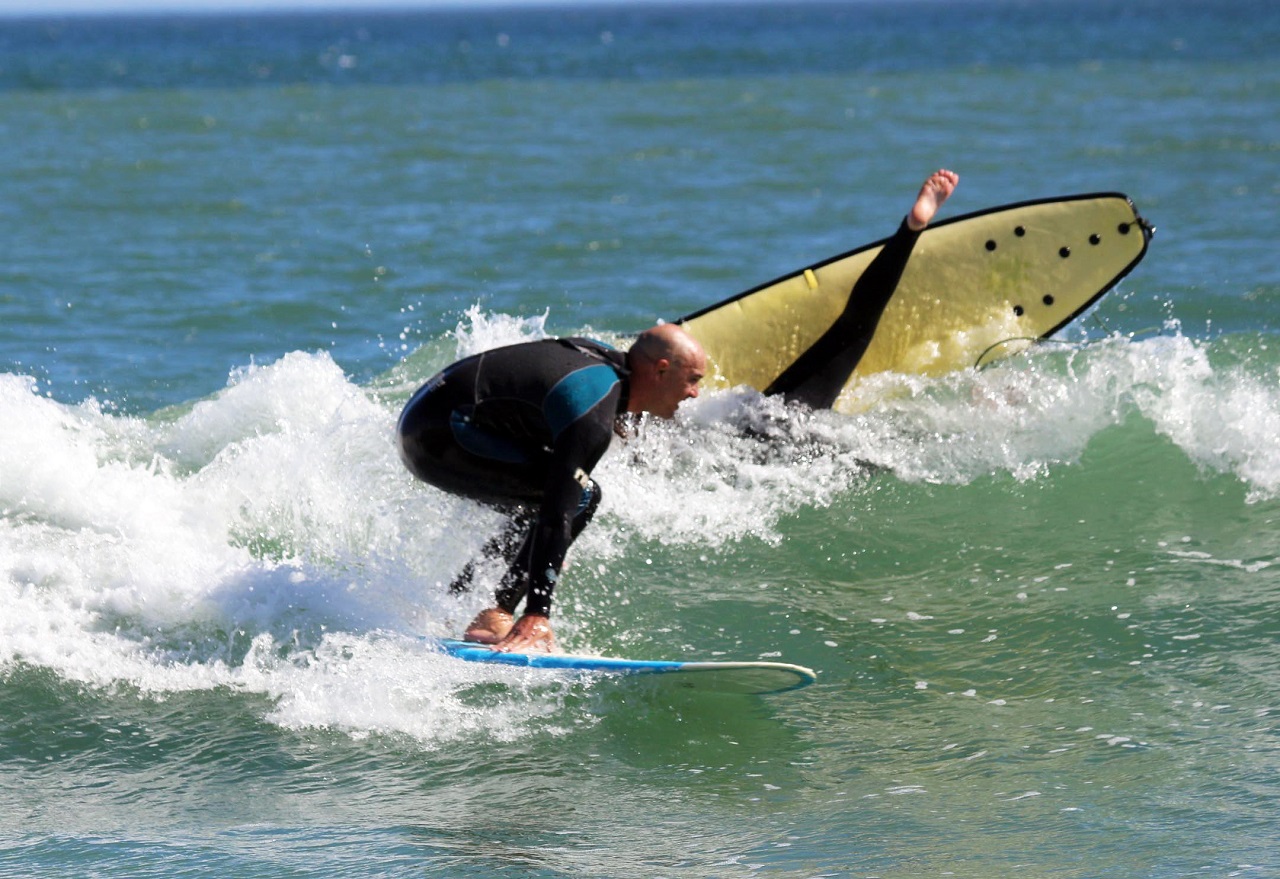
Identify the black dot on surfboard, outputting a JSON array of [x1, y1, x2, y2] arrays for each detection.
[[1089, 233, 1102, 245], [1043, 294, 1055, 306], [985, 239, 997, 251], [1015, 226, 1026, 237], [1059, 246, 1071, 258], [1013, 305, 1025, 317], [1118, 222, 1131, 234]]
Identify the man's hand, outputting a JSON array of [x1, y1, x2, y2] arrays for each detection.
[[493, 613, 557, 654]]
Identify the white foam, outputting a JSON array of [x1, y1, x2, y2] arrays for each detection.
[[451, 304, 555, 357], [0, 351, 564, 743], [1128, 334, 1280, 501], [823, 329, 1280, 499]]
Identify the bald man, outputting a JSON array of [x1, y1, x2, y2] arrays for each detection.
[[397, 324, 706, 653], [399, 170, 957, 652]]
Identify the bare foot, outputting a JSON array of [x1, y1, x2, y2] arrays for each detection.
[[463, 607, 514, 644], [493, 614, 557, 654], [907, 169, 959, 231]]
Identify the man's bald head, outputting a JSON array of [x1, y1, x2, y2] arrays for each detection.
[[625, 323, 707, 419]]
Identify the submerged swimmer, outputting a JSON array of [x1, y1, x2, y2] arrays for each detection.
[[396, 169, 958, 653], [765, 168, 959, 408]]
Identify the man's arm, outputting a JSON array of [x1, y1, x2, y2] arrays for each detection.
[[489, 399, 615, 653]]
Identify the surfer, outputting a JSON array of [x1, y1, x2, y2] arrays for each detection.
[[397, 323, 707, 653], [397, 169, 956, 653]]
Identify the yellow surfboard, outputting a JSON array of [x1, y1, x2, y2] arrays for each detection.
[[678, 193, 1153, 412]]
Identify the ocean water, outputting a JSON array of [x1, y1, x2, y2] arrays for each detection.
[[2, 1, 1279, 876]]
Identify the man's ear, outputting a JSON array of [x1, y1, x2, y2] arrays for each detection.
[[655, 357, 670, 375]]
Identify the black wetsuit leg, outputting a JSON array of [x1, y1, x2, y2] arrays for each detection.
[[764, 219, 922, 409], [447, 508, 535, 596], [492, 479, 601, 613]]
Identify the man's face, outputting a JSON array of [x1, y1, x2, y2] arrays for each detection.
[[649, 353, 705, 419]]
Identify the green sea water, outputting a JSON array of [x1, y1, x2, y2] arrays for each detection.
[[2, 2, 1279, 877]]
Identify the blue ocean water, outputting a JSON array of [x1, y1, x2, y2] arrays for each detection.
[[1, 2, 1279, 877]]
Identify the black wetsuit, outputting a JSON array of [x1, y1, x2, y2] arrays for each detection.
[[397, 337, 627, 618], [398, 218, 922, 617]]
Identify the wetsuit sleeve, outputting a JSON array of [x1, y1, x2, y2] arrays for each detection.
[[520, 393, 618, 617]]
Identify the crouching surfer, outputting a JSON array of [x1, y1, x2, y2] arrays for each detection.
[[396, 169, 957, 652]]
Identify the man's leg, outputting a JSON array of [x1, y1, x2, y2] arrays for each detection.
[[447, 508, 534, 597], [764, 169, 959, 409]]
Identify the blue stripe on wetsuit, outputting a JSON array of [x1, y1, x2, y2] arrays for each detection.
[[543, 363, 620, 440], [449, 408, 529, 464]]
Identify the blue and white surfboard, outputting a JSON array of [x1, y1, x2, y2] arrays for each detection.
[[434, 639, 816, 695]]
